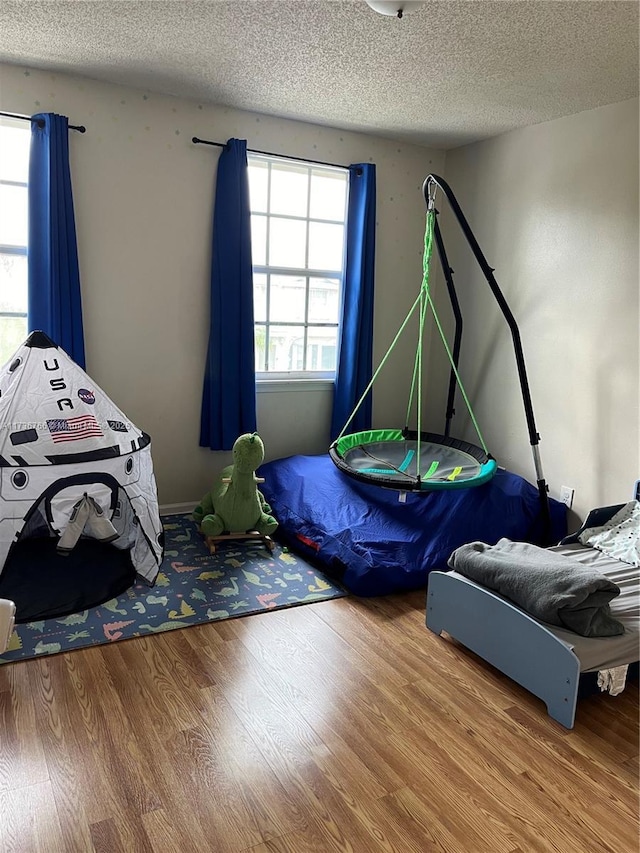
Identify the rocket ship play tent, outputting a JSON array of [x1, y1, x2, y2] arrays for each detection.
[[0, 332, 163, 620]]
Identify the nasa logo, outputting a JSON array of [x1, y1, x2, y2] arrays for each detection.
[[78, 388, 95, 405]]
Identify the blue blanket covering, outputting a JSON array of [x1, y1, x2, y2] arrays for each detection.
[[259, 454, 567, 596]]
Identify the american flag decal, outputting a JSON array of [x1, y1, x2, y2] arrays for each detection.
[[47, 415, 104, 443]]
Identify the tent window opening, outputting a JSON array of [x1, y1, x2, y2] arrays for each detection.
[[248, 154, 348, 381], [0, 118, 29, 366]]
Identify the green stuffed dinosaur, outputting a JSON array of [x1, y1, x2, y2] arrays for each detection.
[[193, 432, 278, 538]]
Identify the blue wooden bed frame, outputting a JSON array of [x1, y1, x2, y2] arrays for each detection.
[[426, 504, 630, 729]]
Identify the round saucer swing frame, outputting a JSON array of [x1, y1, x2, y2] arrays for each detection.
[[329, 174, 551, 534]]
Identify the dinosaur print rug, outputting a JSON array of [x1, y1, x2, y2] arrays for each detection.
[[0, 513, 346, 665]]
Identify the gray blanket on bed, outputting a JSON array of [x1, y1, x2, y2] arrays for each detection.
[[447, 538, 625, 637]]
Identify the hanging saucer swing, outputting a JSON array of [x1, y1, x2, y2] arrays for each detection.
[[330, 182, 495, 491], [330, 428, 495, 491], [330, 174, 551, 535]]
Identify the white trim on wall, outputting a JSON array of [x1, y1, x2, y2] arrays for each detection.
[[159, 502, 196, 515]]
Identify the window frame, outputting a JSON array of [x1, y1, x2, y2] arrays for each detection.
[[0, 118, 29, 363], [247, 153, 348, 384]]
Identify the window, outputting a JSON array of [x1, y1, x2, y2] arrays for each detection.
[[248, 155, 348, 379], [0, 119, 29, 366]]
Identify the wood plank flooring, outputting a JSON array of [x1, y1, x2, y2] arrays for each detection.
[[0, 591, 638, 852]]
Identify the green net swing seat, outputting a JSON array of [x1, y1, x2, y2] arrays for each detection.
[[329, 429, 497, 491]]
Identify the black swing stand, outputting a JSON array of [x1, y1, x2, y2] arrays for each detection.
[[423, 174, 551, 541]]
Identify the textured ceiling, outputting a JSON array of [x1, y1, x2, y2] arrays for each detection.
[[0, 0, 637, 148]]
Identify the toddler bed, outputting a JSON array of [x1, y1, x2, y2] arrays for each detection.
[[426, 500, 640, 728], [258, 453, 566, 596]]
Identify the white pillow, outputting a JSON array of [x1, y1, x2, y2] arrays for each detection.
[[578, 500, 640, 568]]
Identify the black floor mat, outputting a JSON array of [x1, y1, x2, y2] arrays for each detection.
[[0, 538, 136, 623]]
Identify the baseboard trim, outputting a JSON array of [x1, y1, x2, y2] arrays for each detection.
[[159, 502, 196, 516]]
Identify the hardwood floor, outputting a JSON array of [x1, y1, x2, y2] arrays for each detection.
[[0, 591, 638, 852]]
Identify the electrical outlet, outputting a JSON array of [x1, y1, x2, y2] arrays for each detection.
[[560, 486, 574, 508]]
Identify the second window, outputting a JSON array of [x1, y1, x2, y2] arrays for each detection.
[[248, 155, 348, 377]]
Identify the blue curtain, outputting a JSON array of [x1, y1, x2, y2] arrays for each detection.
[[330, 164, 376, 440], [28, 113, 85, 367], [200, 138, 256, 450]]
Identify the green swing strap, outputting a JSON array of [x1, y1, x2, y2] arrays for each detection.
[[338, 208, 488, 464], [404, 209, 489, 458]]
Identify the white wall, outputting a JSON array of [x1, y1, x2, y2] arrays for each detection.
[[435, 98, 639, 524], [0, 63, 445, 505]]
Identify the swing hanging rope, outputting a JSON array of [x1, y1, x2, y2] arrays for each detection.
[[419, 208, 489, 456], [338, 205, 489, 466]]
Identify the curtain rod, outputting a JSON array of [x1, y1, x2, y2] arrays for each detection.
[[192, 136, 350, 171], [0, 111, 86, 133]]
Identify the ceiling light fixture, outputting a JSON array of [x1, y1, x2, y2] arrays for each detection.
[[364, 1, 426, 18]]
